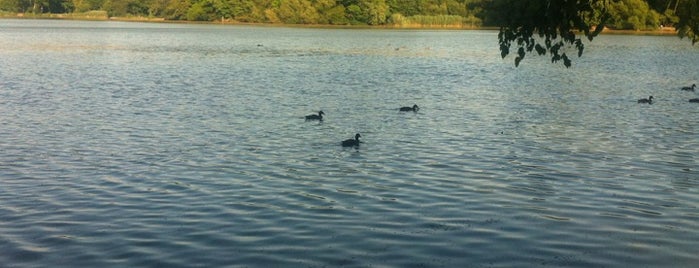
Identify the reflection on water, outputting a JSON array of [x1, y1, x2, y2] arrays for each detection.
[[1, 19, 698, 267]]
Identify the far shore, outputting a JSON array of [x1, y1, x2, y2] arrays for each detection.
[[0, 13, 680, 36]]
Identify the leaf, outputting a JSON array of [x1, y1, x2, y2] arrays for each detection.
[[562, 54, 571, 68], [527, 41, 535, 52], [551, 54, 561, 63], [535, 44, 546, 55], [500, 44, 509, 58], [551, 43, 561, 55], [515, 56, 522, 67], [575, 39, 584, 57]]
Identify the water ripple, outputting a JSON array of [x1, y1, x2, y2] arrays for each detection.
[[2, 20, 699, 267]]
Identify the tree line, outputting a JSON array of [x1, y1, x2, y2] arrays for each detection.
[[0, 0, 688, 30]]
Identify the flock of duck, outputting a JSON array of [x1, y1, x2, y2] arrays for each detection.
[[304, 104, 420, 147], [307, 84, 694, 146], [310, 83, 696, 147], [638, 83, 697, 104]]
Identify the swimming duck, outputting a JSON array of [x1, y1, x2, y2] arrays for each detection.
[[637, 96, 653, 104], [689, 98, 699, 103], [681, 84, 696, 91], [305, 111, 324, 121], [341, 133, 361, 147], [399, 104, 419, 112]]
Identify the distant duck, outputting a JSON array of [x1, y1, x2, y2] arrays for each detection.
[[305, 111, 324, 121], [681, 84, 696, 91], [341, 133, 361, 147], [637, 96, 653, 104], [399, 104, 419, 112], [689, 98, 699, 103]]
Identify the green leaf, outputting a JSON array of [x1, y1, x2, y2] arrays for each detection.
[[535, 44, 546, 55], [562, 54, 571, 68]]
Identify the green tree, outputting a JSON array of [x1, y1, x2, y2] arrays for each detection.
[[211, 0, 233, 20], [186, 0, 214, 20], [102, 0, 150, 16], [273, 0, 319, 23], [345, 3, 362, 23], [314, 0, 347, 24], [159, 0, 191, 19], [146, 0, 169, 17], [386, 0, 420, 16], [607, 0, 660, 30], [241, 0, 270, 22], [227, 0, 257, 21], [360, 0, 388, 25], [0, 0, 21, 12], [43, 0, 71, 13], [421, 0, 448, 15], [323, 4, 348, 24], [71, 0, 104, 12], [446, 0, 468, 16]]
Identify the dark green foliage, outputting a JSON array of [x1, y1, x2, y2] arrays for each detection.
[[606, 0, 661, 30], [0, 0, 19, 12], [187, 1, 213, 21], [490, 0, 697, 68], [488, 0, 608, 68], [676, 0, 699, 44]]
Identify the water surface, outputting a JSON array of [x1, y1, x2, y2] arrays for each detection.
[[1, 19, 698, 267]]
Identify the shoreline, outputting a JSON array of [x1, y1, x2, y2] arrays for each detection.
[[0, 14, 679, 35]]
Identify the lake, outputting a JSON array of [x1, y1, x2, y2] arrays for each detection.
[[1, 19, 698, 267]]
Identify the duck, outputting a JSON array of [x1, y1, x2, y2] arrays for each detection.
[[637, 96, 653, 104], [305, 111, 324, 121], [689, 98, 699, 103], [681, 84, 696, 91], [341, 133, 361, 147], [399, 104, 419, 112]]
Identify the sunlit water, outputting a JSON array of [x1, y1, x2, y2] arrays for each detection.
[[1, 19, 698, 267]]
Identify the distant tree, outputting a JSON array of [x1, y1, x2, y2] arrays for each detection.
[[417, 0, 442, 15], [71, 0, 104, 12], [160, 0, 191, 19], [328, 5, 349, 24], [146, 0, 168, 17], [646, 0, 672, 11], [238, 0, 268, 22], [273, 0, 319, 23], [227, 0, 256, 21], [344, 3, 363, 23], [360, 0, 388, 25], [315, 0, 348, 24], [607, 0, 660, 30], [186, 0, 214, 20], [446, 0, 468, 16], [41, 0, 70, 13], [127, 0, 149, 15], [386, 0, 420, 16], [0, 0, 20, 12], [102, 0, 149, 16]]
